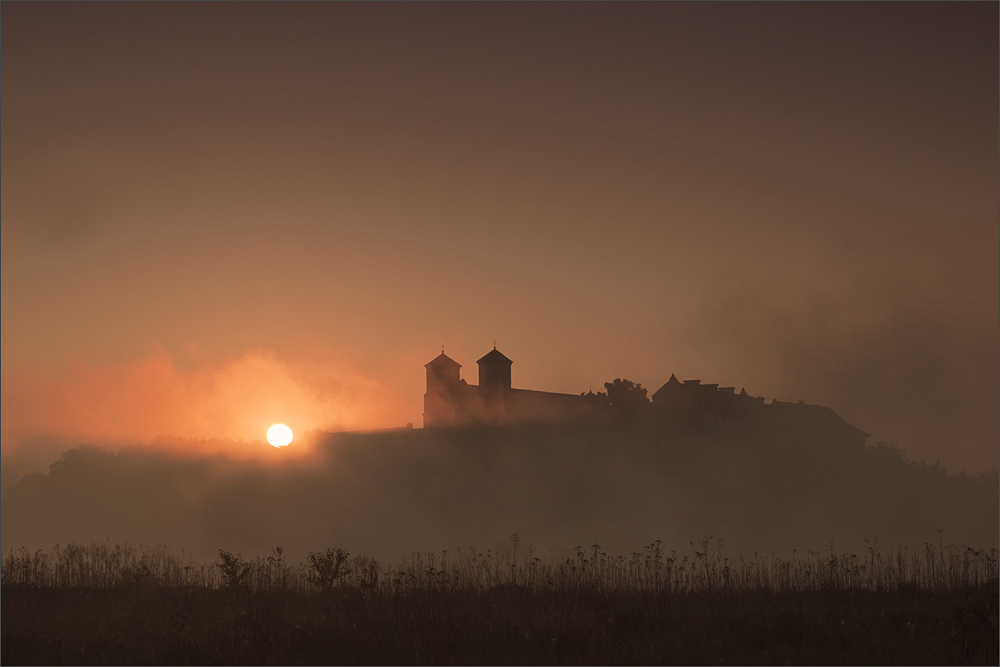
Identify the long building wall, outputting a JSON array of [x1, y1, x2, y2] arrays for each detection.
[[424, 381, 591, 426]]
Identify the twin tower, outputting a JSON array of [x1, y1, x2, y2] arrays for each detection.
[[426, 347, 511, 391], [423, 347, 588, 427]]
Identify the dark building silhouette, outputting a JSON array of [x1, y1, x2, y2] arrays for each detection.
[[423, 347, 591, 427], [651, 373, 869, 447], [423, 349, 869, 448]]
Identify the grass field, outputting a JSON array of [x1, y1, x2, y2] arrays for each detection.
[[2, 540, 997, 665]]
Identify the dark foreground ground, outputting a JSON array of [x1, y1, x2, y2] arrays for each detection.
[[3, 583, 997, 665]]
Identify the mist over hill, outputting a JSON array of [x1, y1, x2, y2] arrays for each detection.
[[2, 424, 996, 565]]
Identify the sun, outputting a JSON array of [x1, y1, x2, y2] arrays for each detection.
[[266, 423, 293, 447]]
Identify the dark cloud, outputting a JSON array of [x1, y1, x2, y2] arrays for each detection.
[[691, 284, 998, 474], [790, 305, 999, 472]]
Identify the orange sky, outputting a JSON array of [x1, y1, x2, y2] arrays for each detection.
[[2, 3, 997, 474]]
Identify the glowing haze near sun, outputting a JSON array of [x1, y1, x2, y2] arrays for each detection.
[[266, 424, 293, 448], [0, 345, 414, 464]]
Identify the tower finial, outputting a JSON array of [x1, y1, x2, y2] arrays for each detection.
[[493, 340, 496, 350]]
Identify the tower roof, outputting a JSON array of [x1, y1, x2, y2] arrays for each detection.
[[425, 353, 461, 369], [477, 348, 512, 366]]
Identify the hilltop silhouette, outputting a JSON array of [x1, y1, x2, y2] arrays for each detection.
[[424, 347, 868, 449], [0, 347, 994, 565]]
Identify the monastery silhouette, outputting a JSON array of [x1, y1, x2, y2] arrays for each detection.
[[424, 347, 869, 447]]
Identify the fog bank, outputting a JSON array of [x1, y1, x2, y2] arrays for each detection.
[[3, 425, 995, 565]]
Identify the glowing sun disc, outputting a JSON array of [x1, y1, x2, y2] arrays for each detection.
[[267, 423, 293, 447]]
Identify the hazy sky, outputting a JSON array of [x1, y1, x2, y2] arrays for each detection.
[[2, 3, 997, 473]]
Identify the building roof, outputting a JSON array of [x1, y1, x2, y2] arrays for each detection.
[[425, 353, 461, 369], [652, 374, 682, 401], [477, 348, 512, 366], [769, 400, 871, 438]]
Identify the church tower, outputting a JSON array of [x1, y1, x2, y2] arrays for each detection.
[[477, 347, 512, 392], [423, 353, 462, 426]]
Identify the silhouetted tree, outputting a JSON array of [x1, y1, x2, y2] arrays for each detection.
[[307, 548, 351, 591], [604, 378, 649, 419]]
